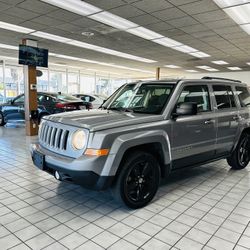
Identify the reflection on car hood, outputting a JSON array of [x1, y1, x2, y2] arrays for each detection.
[[44, 109, 164, 132]]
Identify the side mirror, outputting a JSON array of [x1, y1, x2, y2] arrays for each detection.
[[174, 102, 198, 117]]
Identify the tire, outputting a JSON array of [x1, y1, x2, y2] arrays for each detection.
[[0, 112, 6, 126], [227, 132, 250, 170], [112, 151, 160, 209]]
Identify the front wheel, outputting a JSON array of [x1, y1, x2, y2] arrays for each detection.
[[0, 112, 6, 126], [227, 132, 250, 170], [113, 151, 160, 209]]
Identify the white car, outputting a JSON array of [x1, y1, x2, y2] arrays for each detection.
[[73, 94, 107, 109]]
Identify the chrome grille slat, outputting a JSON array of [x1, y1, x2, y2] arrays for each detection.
[[38, 120, 86, 158]]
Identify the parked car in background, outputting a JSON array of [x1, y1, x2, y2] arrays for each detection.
[[0, 94, 4, 103], [0, 92, 84, 126], [73, 93, 107, 109]]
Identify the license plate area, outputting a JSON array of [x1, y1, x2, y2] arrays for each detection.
[[33, 151, 45, 170]]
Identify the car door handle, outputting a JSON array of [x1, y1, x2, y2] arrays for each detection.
[[204, 119, 215, 125]]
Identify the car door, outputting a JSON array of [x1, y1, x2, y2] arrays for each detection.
[[171, 84, 217, 169], [5, 94, 25, 121], [212, 85, 240, 155]]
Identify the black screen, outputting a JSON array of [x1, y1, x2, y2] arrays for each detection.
[[19, 45, 48, 68]]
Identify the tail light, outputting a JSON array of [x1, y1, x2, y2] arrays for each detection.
[[55, 103, 78, 110]]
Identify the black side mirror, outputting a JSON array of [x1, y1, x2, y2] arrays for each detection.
[[174, 102, 198, 117]]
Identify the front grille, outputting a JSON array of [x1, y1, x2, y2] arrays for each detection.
[[39, 123, 70, 151]]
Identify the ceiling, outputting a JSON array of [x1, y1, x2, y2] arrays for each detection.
[[0, 0, 250, 78]]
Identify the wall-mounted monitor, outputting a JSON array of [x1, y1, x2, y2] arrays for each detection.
[[19, 45, 48, 68]]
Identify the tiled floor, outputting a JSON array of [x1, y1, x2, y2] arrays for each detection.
[[0, 125, 250, 250]]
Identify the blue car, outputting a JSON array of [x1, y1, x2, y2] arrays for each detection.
[[0, 92, 84, 126]]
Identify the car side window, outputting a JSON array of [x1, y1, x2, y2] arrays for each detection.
[[14, 95, 24, 104], [235, 86, 250, 107], [177, 85, 211, 112], [213, 85, 236, 109]]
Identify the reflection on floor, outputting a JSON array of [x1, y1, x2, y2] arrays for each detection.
[[0, 125, 250, 250]]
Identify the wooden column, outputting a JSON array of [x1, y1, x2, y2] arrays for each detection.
[[24, 65, 38, 136], [156, 67, 160, 80], [22, 39, 38, 136]]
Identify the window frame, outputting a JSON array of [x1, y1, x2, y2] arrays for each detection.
[[175, 84, 212, 114]]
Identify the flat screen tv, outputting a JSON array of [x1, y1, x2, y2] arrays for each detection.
[[19, 45, 48, 68]]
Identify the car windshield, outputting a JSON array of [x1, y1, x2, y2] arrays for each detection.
[[104, 83, 174, 114]]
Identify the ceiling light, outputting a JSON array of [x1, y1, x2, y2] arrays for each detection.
[[153, 37, 183, 47], [41, 0, 101, 16], [213, 0, 249, 8], [173, 45, 198, 53], [224, 4, 250, 24], [0, 56, 17, 60], [31, 31, 72, 43], [206, 68, 219, 72], [0, 21, 34, 34], [90, 11, 138, 30], [189, 51, 210, 58], [227, 67, 242, 70], [50, 53, 154, 73], [164, 65, 181, 68], [127, 27, 163, 40], [240, 23, 250, 34], [211, 60, 229, 65], [185, 70, 199, 73], [196, 65, 211, 69], [247, 62, 250, 65], [0, 43, 18, 50]]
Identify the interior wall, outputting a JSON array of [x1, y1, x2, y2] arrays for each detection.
[[181, 71, 250, 84]]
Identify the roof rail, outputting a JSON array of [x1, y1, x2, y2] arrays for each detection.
[[202, 76, 241, 83]]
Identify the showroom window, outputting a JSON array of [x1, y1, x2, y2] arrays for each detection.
[[177, 85, 211, 112], [80, 74, 95, 94], [0, 62, 3, 103], [213, 85, 236, 109], [235, 86, 250, 107], [37, 69, 49, 92], [49, 70, 66, 93], [68, 71, 80, 94]]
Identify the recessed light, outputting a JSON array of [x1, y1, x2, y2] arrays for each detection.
[[0, 43, 18, 50], [227, 67, 242, 70], [90, 11, 138, 30], [206, 68, 219, 72], [127, 26, 163, 40], [31, 31, 72, 43], [189, 51, 210, 58], [0, 21, 34, 34], [213, 0, 249, 8], [224, 4, 250, 25], [196, 65, 211, 69], [153, 37, 183, 47], [247, 62, 250, 65], [173, 45, 198, 53], [185, 70, 199, 73], [41, 0, 101, 16], [164, 65, 181, 68], [211, 60, 229, 65]]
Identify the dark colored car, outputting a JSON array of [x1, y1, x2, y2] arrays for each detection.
[[73, 94, 106, 109], [0, 92, 85, 126]]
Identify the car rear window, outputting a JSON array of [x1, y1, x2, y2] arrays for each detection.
[[51, 93, 81, 102], [235, 86, 250, 107]]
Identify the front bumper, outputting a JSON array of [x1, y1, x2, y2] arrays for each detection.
[[30, 143, 114, 190]]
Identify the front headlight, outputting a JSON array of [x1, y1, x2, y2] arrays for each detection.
[[71, 130, 86, 150]]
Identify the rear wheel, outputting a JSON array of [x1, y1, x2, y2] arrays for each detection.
[[227, 132, 250, 170], [0, 112, 6, 126], [113, 151, 160, 209]]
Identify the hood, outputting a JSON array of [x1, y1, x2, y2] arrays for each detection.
[[44, 109, 164, 131]]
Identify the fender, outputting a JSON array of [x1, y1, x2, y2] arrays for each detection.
[[101, 129, 171, 176]]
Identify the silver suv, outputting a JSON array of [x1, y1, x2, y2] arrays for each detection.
[[31, 77, 250, 208]]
